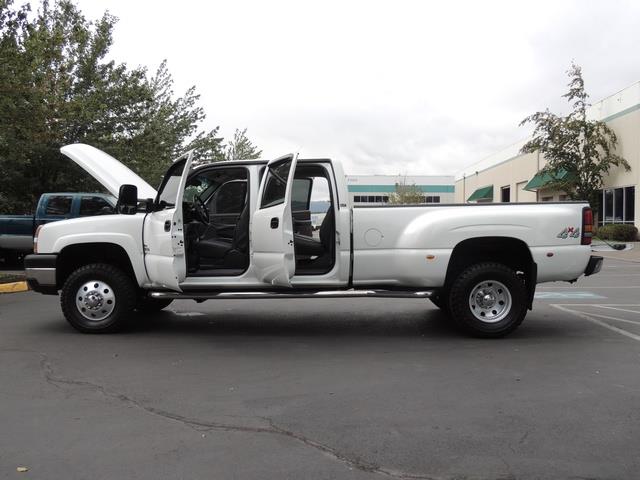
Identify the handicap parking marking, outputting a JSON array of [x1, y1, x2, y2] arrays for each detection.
[[534, 291, 606, 299], [550, 304, 640, 342]]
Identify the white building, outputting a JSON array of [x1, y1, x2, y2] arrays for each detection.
[[346, 175, 455, 205], [454, 81, 640, 226]]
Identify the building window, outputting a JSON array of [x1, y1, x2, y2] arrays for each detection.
[[423, 196, 440, 203], [353, 196, 361, 203], [599, 186, 635, 225], [501, 186, 510, 203], [558, 194, 568, 201], [383, 196, 389, 203], [541, 196, 553, 202]]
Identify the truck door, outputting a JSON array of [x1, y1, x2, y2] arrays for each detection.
[[251, 154, 298, 286], [143, 151, 194, 290]]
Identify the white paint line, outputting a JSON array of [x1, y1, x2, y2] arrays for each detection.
[[593, 305, 640, 316], [537, 286, 640, 289], [551, 304, 640, 342], [591, 274, 640, 277], [551, 303, 640, 307], [575, 310, 640, 327]]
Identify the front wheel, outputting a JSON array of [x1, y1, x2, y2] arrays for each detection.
[[61, 263, 137, 333], [448, 262, 527, 338]]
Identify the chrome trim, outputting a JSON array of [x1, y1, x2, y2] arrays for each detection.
[[25, 267, 56, 286], [149, 289, 434, 301]]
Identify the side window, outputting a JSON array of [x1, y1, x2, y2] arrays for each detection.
[[261, 160, 291, 208], [45, 196, 73, 216], [292, 178, 312, 211], [309, 176, 330, 213], [157, 158, 187, 208], [79, 196, 114, 216], [210, 181, 247, 214]]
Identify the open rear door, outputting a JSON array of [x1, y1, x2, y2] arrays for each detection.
[[252, 153, 298, 286], [143, 151, 194, 290]]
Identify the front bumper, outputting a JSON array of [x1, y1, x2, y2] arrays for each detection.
[[24, 254, 58, 295], [584, 255, 603, 277]]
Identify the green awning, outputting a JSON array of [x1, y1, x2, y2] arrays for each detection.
[[467, 185, 493, 202], [524, 169, 574, 191]]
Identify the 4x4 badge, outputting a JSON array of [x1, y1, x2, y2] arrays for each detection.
[[557, 227, 581, 239]]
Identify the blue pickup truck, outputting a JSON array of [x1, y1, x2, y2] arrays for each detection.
[[0, 192, 115, 264]]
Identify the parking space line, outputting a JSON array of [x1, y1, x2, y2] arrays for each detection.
[[592, 305, 640, 316], [551, 304, 640, 342], [537, 286, 640, 289], [591, 274, 640, 277]]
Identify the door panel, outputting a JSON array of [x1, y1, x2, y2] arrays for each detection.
[[143, 152, 194, 290], [251, 154, 298, 286]]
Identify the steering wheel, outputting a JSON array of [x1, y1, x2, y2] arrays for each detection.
[[193, 196, 210, 224]]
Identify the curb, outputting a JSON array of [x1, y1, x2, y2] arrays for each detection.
[[0, 281, 29, 294]]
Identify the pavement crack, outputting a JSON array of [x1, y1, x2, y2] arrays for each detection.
[[36, 351, 442, 480]]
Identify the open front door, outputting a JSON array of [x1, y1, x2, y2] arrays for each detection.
[[143, 151, 194, 290], [252, 153, 299, 286]]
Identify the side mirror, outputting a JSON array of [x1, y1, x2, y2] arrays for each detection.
[[144, 198, 155, 213], [117, 184, 138, 215]]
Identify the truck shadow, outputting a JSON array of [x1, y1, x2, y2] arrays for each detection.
[[122, 307, 568, 341]]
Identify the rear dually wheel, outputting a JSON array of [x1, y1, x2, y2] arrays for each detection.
[[448, 262, 527, 338]]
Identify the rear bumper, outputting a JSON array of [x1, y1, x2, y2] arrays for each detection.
[[24, 254, 58, 295], [584, 255, 603, 277]]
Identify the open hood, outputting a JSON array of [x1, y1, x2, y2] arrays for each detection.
[[60, 144, 157, 199]]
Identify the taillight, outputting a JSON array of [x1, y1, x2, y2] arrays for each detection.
[[582, 207, 593, 246], [33, 225, 43, 253]]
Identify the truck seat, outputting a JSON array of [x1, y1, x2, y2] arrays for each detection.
[[197, 201, 250, 260], [294, 206, 334, 256]]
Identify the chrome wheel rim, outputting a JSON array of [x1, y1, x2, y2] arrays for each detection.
[[468, 280, 511, 323], [75, 280, 116, 321]]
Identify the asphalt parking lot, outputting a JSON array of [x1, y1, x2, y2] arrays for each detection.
[[1, 257, 640, 480]]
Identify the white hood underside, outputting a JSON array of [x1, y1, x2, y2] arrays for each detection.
[[60, 144, 157, 199]]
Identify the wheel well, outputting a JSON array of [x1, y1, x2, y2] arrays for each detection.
[[444, 237, 536, 304], [56, 243, 137, 289]]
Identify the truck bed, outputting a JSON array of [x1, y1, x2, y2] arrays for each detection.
[[0, 215, 34, 251]]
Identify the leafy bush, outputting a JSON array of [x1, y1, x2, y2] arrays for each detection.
[[596, 224, 638, 241]]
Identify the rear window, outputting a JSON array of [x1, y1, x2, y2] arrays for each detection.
[[45, 196, 73, 216]]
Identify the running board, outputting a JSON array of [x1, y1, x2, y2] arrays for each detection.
[[148, 289, 435, 301]]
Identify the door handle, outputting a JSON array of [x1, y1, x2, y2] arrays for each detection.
[[164, 220, 171, 232], [270, 217, 279, 229]]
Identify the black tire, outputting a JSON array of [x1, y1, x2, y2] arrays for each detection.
[[448, 262, 527, 338], [61, 263, 136, 333], [135, 298, 173, 313]]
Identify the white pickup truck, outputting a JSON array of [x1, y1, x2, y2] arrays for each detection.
[[25, 144, 603, 337]]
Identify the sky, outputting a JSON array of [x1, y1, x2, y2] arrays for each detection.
[[74, 0, 640, 177]]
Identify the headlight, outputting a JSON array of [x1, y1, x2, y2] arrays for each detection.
[[33, 225, 43, 253]]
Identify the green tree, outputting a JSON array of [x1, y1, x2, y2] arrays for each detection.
[[0, 0, 232, 213], [225, 128, 262, 161], [389, 177, 424, 204], [520, 62, 629, 209]]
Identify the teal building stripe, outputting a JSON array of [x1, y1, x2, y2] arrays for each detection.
[[601, 102, 640, 123], [348, 185, 455, 193]]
